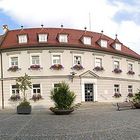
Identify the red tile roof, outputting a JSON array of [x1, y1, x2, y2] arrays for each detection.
[[1, 27, 140, 59]]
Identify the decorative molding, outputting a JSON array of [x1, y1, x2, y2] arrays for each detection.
[[27, 50, 42, 53], [70, 51, 84, 54], [49, 50, 64, 53], [92, 53, 105, 57], [126, 59, 135, 63], [112, 56, 122, 60], [6, 51, 21, 55]]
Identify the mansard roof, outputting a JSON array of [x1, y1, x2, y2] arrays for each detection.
[[1, 27, 140, 59]]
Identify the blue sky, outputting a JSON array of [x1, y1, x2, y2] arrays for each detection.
[[0, 0, 140, 54]]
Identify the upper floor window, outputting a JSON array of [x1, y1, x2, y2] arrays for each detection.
[[38, 34, 47, 42], [74, 56, 81, 65], [18, 34, 27, 43], [100, 40, 107, 48], [59, 34, 68, 43], [128, 63, 133, 71], [95, 58, 102, 67], [11, 57, 18, 66], [83, 37, 91, 45], [31, 55, 40, 65], [114, 60, 119, 69], [52, 55, 61, 64]]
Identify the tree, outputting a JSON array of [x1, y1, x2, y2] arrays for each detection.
[[16, 73, 32, 102]]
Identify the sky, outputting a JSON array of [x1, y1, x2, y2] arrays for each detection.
[[0, 0, 140, 54]]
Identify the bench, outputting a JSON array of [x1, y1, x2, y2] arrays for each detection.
[[117, 101, 135, 111]]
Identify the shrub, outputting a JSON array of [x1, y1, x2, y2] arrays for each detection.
[[127, 93, 133, 98], [9, 95, 21, 101], [31, 94, 43, 102], [18, 100, 31, 107], [50, 82, 76, 109], [133, 90, 140, 103]]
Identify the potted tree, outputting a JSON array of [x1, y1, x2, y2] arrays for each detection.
[[16, 73, 32, 114], [50, 81, 76, 115], [133, 90, 140, 109]]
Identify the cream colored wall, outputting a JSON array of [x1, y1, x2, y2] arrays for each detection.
[[3, 77, 82, 108], [2, 49, 140, 80], [97, 78, 140, 102]]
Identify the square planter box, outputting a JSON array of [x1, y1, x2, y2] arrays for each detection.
[[17, 105, 32, 114]]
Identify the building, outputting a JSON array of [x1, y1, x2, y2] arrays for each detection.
[[0, 25, 140, 108]]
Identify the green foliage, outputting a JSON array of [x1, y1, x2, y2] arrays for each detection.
[[50, 82, 76, 109], [16, 73, 32, 102], [133, 89, 140, 103], [18, 101, 31, 107]]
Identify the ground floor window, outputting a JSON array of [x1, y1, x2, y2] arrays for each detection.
[[11, 85, 19, 95], [128, 85, 133, 98], [32, 84, 41, 94], [114, 84, 120, 93], [31, 84, 42, 101]]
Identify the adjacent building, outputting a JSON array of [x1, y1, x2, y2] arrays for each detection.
[[0, 25, 140, 108]]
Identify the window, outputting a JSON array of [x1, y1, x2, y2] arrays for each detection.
[[11, 57, 18, 66], [32, 84, 41, 94], [83, 37, 91, 45], [11, 85, 19, 95], [100, 40, 107, 48], [59, 34, 68, 43], [52, 55, 61, 64], [31, 55, 40, 65], [114, 61, 119, 69], [54, 83, 60, 90], [18, 35, 27, 43], [114, 84, 120, 93], [95, 58, 102, 67], [74, 56, 81, 65], [128, 85, 133, 93], [38, 34, 47, 42], [128, 63, 133, 71], [115, 43, 121, 51]]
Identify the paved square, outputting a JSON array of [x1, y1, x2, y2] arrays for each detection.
[[0, 103, 140, 140]]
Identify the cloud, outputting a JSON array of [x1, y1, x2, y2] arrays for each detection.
[[0, 0, 140, 54]]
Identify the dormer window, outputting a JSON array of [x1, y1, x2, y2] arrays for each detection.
[[38, 34, 48, 42], [114, 43, 121, 51], [18, 34, 27, 43], [59, 34, 68, 43], [99, 39, 107, 48], [83, 37, 91, 45]]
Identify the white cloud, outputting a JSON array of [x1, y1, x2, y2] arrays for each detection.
[[0, 0, 140, 54]]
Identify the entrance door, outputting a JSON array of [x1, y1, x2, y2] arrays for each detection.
[[85, 84, 94, 101]]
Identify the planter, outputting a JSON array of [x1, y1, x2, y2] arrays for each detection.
[[50, 107, 74, 115], [134, 103, 140, 109], [17, 105, 32, 114]]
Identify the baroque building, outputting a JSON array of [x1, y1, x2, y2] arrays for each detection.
[[0, 25, 140, 108]]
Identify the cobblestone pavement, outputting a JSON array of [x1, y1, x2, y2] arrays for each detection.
[[0, 103, 140, 140]]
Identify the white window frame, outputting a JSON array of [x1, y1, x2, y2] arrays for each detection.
[[128, 85, 133, 94], [32, 84, 41, 95], [114, 84, 120, 93], [73, 54, 83, 66], [100, 39, 107, 48], [51, 53, 62, 65], [128, 63, 133, 71], [59, 34, 68, 43], [38, 34, 48, 42], [114, 60, 120, 69], [83, 37, 91, 45], [18, 34, 27, 43], [95, 58, 102, 67], [30, 53, 41, 66], [10, 84, 20, 96], [115, 43, 121, 51], [9, 55, 19, 67]]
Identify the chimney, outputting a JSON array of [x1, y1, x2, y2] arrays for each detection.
[[3, 25, 8, 33]]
